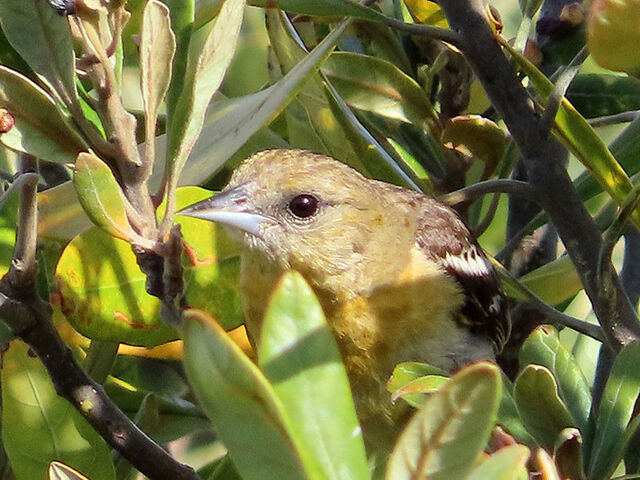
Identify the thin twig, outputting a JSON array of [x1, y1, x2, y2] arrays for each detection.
[[381, 17, 463, 48], [495, 263, 605, 342], [589, 111, 640, 128], [441, 179, 537, 206]]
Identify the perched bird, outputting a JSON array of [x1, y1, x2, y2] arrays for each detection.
[[179, 149, 509, 454]]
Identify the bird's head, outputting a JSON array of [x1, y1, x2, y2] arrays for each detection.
[[178, 149, 415, 286]]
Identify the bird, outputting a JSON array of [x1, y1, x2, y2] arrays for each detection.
[[178, 149, 509, 455]]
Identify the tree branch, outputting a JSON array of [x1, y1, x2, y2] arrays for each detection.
[[438, 0, 640, 350], [0, 159, 200, 480]]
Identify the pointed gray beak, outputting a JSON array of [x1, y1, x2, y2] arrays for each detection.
[[177, 184, 274, 237]]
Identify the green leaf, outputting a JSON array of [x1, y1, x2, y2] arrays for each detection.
[[385, 362, 501, 480], [0, 0, 77, 105], [567, 74, 640, 119], [519, 326, 592, 432], [0, 66, 86, 163], [516, 256, 582, 306], [269, 11, 415, 188], [175, 16, 349, 185], [2, 341, 115, 480], [55, 187, 242, 347], [500, 37, 640, 231], [258, 271, 368, 480], [513, 365, 576, 447], [441, 115, 507, 171], [321, 51, 434, 126], [587, 341, 640, 480], [167, 0, 245, 189], [140, 0, 176, 163], [49, 462, 93, 480], [587, 0, 640, 76], [386, 362, 448, 407], [182, 309, 309, 480], [73, 153, 138, 242], [466, 444, 530, 480]]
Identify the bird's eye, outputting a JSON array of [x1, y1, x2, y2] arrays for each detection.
[[288, 194, 319, 219]]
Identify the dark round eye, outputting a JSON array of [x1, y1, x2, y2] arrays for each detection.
[[288, 194, 319, 219]]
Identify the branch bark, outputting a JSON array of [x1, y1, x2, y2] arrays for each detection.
[[0, 157, 200, 480], [438, 0, 640, 350]]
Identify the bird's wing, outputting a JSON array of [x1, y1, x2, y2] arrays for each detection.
[[415, 202, 510, 353]]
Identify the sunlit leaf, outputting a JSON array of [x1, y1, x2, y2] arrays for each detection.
[[587, 0, 640, 76], [167, 0, 245, 188], [259, 271, 368, 480], [519, 326, 591, 432], [73, 153, 137, 242], [2, 341, 115, 480], [403, 0, 448, 27], [516, 256, 582, 306], [55, 187, 242, 347], [386, 362, 501, 480], [586, 341, 640, 480], [182, 309, 310, 480], [466, 444, 530, 480], [0, 66, 86, 163], [174, 16, 349, 185], [441, 115, 507, 173], [49, 461, 93, 480], [0, 0, 77, 104], [140, 0, 175, 164], [514, 365, 575, 447]]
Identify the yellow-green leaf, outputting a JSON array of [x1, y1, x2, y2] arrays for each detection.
[[73, 153, 137, 242]]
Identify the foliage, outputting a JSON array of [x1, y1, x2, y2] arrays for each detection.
[[0, 1, 639, 480]]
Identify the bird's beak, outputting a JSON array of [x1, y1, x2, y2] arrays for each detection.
[[177, 184, 274, 237]]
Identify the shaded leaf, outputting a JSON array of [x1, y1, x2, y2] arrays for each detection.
[[519, 326, 591, 432], [38, 181, 91, 241], [466, 444, 530, 480], [0, 66, 85, 163], [167, 0, 245, 187], [514, 365, 575, 447], [567, 74, 640, 119], [587, 341, 640, 480], [182, 309, 309, 480], [55, 187, 242, 346], [72, 153, 137, 242], [554, 428, 586, 480], [2, 341, 115, 480], [0, 0, 77, 104], [386, 362, 501, 480], [258, 271, 368, 480], [322, 51, 434, 125], [269, 11, 415, 187]]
